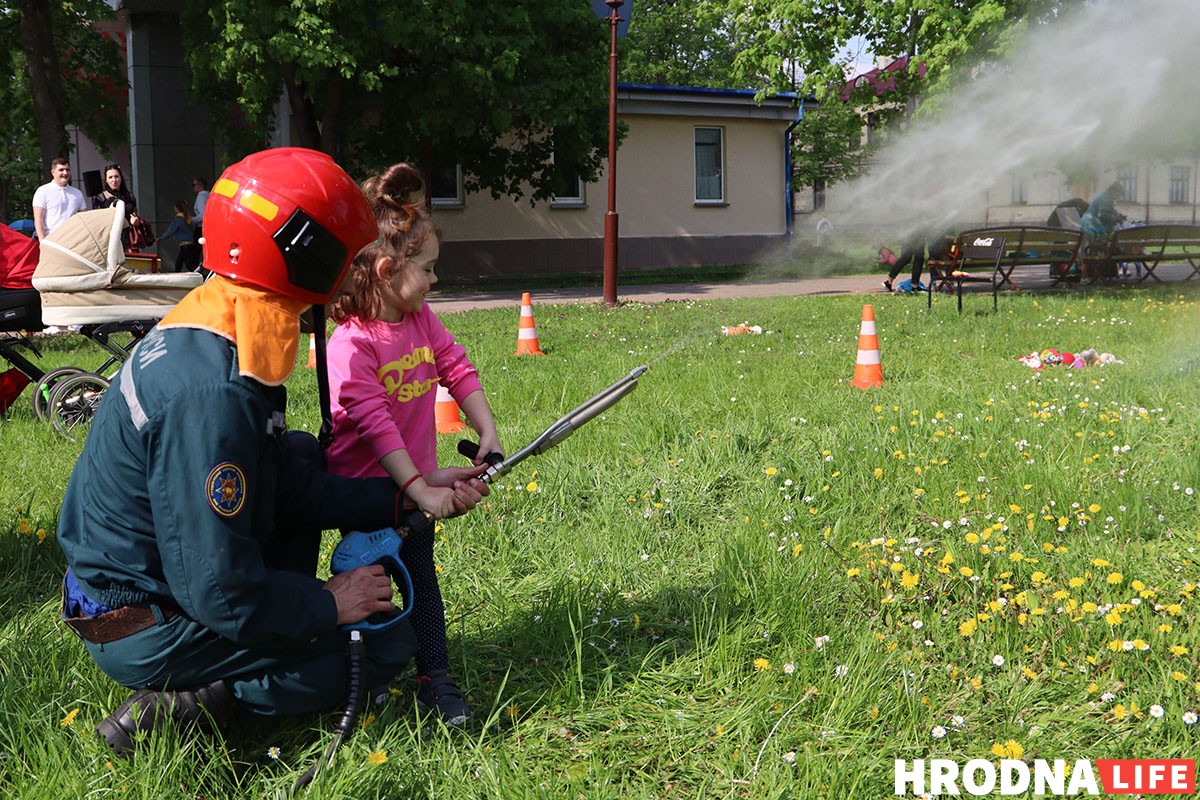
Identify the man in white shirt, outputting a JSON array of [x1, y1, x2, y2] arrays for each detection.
[[32, 158, 86, 240]]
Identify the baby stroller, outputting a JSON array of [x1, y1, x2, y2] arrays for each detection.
[[0, 222, 43, 414], [2, 203, 202, 437]]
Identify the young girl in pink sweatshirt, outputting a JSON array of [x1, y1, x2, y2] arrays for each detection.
[[326, 163, 502, 725]]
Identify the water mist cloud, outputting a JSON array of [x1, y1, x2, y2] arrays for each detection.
[[833, 0, 1200, 233]]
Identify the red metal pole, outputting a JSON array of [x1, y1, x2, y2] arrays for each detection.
[[603, 0, 622, 308]]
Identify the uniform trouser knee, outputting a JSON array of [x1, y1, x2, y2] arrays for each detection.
[[89, 616, 418, 717]]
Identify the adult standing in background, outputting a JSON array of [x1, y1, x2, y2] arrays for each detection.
[[32, 158, 86, 241], [192, 177, 210, 239], [91, 163, 142, 250], [815, 214, 833, 247]]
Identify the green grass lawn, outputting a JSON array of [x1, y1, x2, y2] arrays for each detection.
[[2, 284, 1199, 798]]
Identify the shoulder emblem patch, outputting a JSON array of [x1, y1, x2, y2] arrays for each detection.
[[206, 462, 247, 518]]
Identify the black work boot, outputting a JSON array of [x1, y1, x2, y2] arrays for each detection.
[[96, 680, 237, 757]]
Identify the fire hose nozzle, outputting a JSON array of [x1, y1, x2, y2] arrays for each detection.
[[459, 364, 649, 483]]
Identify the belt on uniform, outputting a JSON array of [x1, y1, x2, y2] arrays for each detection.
[[62, 602, 181, 645]]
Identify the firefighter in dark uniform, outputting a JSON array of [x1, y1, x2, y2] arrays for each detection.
[[56, 148, 489, 755]]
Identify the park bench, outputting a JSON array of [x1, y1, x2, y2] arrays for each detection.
[[1079, 223, 1200, 283], [926, 226, 1083, 311]]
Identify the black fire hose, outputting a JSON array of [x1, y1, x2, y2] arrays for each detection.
[[290, 631, 366, 794]]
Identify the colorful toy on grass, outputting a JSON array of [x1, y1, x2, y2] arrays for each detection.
[[1018, 347, 1122, 369]]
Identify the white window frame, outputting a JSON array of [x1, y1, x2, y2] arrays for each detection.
[[550, 152, 586, 208], [1116, 166, 1137, 203], [694, 126, 726, 205], [1169, 165, 1190, 204], [1011, 172, 1028, 205], [431, 164, 465, 209]]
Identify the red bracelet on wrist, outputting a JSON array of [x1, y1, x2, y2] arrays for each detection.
[[400, 474, 422, 493]]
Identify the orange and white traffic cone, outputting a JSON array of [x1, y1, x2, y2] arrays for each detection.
[[306, 334, 317, 368], [514, 292, 545, 356], [849, 304, 885, 389], [435, 385, 467, 434]]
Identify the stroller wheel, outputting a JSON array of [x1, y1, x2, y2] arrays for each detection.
[[48, 372, 109, 440], [32, 366, 85, 422]]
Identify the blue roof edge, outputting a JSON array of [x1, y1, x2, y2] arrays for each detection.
[[618, 83, 800, 101]]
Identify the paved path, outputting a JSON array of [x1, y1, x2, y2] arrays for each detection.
[[427, 264, 1196, 314]]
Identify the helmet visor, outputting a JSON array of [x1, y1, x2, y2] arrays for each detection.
[[273, 209, 349, 297]]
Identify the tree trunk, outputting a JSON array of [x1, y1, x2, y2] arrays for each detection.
[[282, 64, 321, 151], [16, 0, 68, 170], [318, 74, 343, 158]]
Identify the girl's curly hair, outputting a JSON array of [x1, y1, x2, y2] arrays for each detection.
[[329, 162, 442, 324]]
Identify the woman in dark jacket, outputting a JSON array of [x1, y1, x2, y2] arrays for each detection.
[[92, 163, 147, 249]]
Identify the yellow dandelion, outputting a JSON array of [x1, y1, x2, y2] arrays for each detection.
[[765, 467, 777, 475], [1170, 645, 1189, 656], [873, 468, 883, 478], [1107, 640, 1124, 652], [753, 658, 771, 672], [1091, 558, 1110, 567], [1107, 572, 1123, 585], [846, 568, 860, 577], [60, 708, 80, 727], [991, 740, 1024, 759], [1104, 610, 1122, 625], [959, 618, 978, 637], [1088, 504, 1101, 513], [367, 749, 388, 766], [959, 566, 974, 578], [17, 519, 32, 534], [526, 481, 539, 492], [716, 724, 725, 736], [1087, 682, 1099, 693], [1112, 704, 1127, 720], [1171, 671, 1187, 682], [1069, 576, 1085, 588], [900, 570, 920, 589]]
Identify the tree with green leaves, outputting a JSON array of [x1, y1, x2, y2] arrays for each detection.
[[0, 0, 125, 221], [619, 0, 747, 89], [182, 0, 613, 202], [722, 1, 1092, 192]]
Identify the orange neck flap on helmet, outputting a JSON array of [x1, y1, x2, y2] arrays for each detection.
[[159, 276, 310, 386]]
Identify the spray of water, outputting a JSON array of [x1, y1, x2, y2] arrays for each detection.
[[831, 0, 1200, 236]]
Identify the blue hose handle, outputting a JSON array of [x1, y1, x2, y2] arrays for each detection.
[[330, 528, 415, 632]]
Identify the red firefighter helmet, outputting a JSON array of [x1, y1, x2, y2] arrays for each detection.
[[200, 148, 377, 305]]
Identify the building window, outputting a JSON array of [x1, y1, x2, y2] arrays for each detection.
[[1169, 166, 1190, 204], [694, 127, 725, 204], [1116, 166, 1137, 202], [431, 164, 464, 208], [551, 153, 585, 208], [1011, 173, 1028, 205]]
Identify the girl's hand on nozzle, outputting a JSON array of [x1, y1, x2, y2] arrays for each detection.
[[409, 483, 460, 520], [426, 464, 490, 517], [420, 462, 484, 520], [475, 433, 504, 465]]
